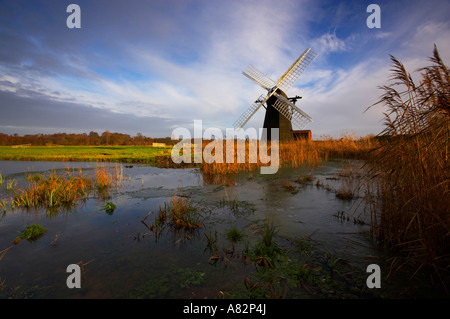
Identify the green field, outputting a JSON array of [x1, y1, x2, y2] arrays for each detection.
[[0, 145, 172, 164]]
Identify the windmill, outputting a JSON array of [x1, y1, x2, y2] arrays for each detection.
[[233, 48, 317, 141]]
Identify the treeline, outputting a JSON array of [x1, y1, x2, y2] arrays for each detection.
[[0, 131, 177, 146]]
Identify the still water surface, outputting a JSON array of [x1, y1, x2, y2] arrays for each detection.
[[0, 160, 441, 298]]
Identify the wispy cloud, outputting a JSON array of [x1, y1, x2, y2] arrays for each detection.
[[0, 0, 449, 138], [313, 30, 348, 53]]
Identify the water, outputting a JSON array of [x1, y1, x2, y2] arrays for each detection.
[[0, 160, 444, 298]]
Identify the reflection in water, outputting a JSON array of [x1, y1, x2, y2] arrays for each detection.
[[0, 160, 443, 298]]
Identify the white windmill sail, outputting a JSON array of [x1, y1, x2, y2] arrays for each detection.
[[242, 65, 276, 91], [233, 94, 269, 129], [233, 48, 317, 131], [275, 48, 317, 92], [271, 92, 313, 129]]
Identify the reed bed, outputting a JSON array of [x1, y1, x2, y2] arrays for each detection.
[[12, 169, 93, 210], [364, 46, 449, 286], [199, 136, 375, 184], [2, 165, 123, 212]]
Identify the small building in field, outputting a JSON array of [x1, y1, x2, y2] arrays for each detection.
[[292, 130, 312, 140], [152, 142, 166, 147]]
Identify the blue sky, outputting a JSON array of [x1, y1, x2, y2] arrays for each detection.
[[1, 0, 449, 139]]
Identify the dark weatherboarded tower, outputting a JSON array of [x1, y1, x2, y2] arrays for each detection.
[[232, 48, 318, 141], [263, 89, 293, 141]]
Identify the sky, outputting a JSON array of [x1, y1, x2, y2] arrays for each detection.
[[0, 0, 449, 139]]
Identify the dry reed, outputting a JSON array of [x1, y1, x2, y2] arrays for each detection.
[[198, 136, 375, 184], [365, 45, 449, 286], [3, 165, 122, 212]]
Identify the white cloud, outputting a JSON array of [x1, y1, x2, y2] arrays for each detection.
[[312, 31, 347, 53], [2, 0, 449, 139], [293, 58, 391, 138], [375, 31, 392, 39]]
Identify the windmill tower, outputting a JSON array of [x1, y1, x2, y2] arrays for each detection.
[[233, 48, 317, 141]]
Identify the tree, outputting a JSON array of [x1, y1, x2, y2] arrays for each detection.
[[101, 130, 111, 145]]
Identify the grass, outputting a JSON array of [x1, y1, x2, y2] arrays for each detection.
[[1, 166, 122, 213], [282, 181, 298, 194], [6, 179, 16, 192], [226, 227, 244, 243], [365, 45, 449, 286], [101, 202, 116, 215], [18, 224, 47, 242], [295, 174, 314, 184], [146, 194, 204, 234], [249, 218, 281, 268], [11, 171, 92, 210], [0, 145, 171, 164]]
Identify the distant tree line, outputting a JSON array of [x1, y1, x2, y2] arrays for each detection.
[[0, 131, 178, 146]]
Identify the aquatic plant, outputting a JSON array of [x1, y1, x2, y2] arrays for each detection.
[[250, 218, 281, 268], [18, 224, 47, 241], [204, 229, 218, 252], [335, 188, 354, 200], [226, 227, 244, 243], [282, 181, 298, 194], [178, 268, 205, 288], [12, 171, 93, 210], [6, 179, 16, 192], [26, 173, 42, 182], [295, 174, 314, 184], [219, 192, 240, 212], [8, 166, 121, 213], [0, 198, 8, 214], [149, 194, 204, 233], [95, 166, 111, 191], [101, 202, 116, 215]]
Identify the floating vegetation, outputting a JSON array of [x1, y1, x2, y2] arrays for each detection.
[[101, 202, 116, 215], [18, 224, 47, 242]]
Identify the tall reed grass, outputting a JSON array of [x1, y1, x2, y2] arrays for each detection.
[[199, 135, 375, 184], [365, 45, 449, 286], [2, 166, 122, 213], [12, 169, 92, 210]]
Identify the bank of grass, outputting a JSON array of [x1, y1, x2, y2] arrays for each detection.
[[0, 145, 171, 164]]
